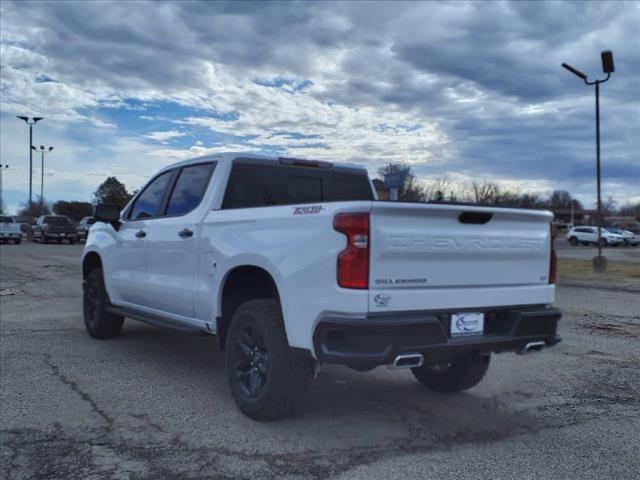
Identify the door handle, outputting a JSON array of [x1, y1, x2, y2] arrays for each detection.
[[178, 228, 193, 238], [135, 230, 146, 239]]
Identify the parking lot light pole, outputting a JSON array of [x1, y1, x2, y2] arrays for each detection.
[[17, 116, 44, 239], [0, 164, 8, 212], [562, 51, 614, 273], [32, 145, 54, 208]]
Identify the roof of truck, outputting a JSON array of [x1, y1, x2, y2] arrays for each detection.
[[160, 152, 367, 173]]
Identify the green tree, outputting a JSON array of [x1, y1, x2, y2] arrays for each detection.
[[53, 201, 94, 222], [93, 177, 133, 208]]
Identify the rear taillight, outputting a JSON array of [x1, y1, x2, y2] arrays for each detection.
[[334, 213, 369, 289], [549, 223, 558, 284]]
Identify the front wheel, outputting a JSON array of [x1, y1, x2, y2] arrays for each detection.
[[569, 237, 578, 246], [412, 352, 490, 393], [598, 238, 608, 247], [83, 268, 124, 339], [225, 299, 313, 421]]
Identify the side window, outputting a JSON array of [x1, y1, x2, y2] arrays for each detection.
[[166, 163, 216, 216], [128, 170, 173, 220]]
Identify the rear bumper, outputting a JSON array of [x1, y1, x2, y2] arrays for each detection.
[[313, 305, 561, 369]]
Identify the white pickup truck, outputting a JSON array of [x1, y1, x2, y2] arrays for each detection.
[[0, 215, 22, 244], [82, 154, 561, 420]]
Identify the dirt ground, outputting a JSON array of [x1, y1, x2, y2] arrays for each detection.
[[1, 243, 639, 480]]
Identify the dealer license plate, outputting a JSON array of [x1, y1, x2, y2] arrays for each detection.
[[450, 312, 484, 337]]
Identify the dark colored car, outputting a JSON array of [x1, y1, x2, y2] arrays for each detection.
[[32, 215, 78, 244], [77, 216, 97, 242]]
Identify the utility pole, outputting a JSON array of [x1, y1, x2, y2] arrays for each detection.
[[17, 116, 44, 239], [562, 51, 615, 272]]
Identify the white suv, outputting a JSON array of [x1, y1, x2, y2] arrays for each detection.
[[566, 226, 624, 246]]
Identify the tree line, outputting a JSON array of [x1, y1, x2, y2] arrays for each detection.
[[377, 163, 640, 217]]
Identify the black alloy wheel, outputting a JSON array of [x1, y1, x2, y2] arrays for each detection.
[[234, 326, 269, 398]]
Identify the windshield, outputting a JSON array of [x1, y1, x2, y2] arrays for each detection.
[[0, 216, 13, 223], [44, 216, 70, 225]]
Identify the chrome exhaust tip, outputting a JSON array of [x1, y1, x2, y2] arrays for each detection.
[[516, 341, 547, 355], [389, 353, 424, 369]]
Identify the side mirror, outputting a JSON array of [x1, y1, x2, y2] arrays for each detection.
[[94, 204, 121, 230]]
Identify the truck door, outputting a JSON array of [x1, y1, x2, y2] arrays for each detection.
[[143, 162, 216, 318]]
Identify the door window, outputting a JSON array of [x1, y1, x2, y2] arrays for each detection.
[[128, 171, 173, 220], [166, 163, 216, 216]]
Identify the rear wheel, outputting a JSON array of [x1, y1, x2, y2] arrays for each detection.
[[598, 238, 608, 247], [412, 352, 490, 393], [14, 238, 21, 245], [569, 237, 578, 246], [83, 268, 124, 339], [225, 299, 313, 420]]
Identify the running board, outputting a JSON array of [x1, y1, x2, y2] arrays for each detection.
[[106, 305, 206, 334]]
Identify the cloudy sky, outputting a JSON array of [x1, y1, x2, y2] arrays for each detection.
[[1, 0, 638, 213]]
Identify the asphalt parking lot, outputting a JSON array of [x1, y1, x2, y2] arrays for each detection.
[[1, 243, 639, 479]]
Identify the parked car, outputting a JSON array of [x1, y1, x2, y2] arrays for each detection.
[[77, 216, 97, 241], [0, 215, 22, 244], [82, 153, 562, 420], [566, 226, 624, 246], [32, 215, 79, 244], [604, 227, 639, 246]]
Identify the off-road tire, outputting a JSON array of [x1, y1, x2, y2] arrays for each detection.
[[83, 268, 124, 339], [412, 352, 490, 393], [225, 299, 313, 421]]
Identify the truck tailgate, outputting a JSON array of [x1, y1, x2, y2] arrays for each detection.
[[369, 202, 554, 311]]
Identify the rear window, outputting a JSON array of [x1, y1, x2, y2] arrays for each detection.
[[222, 162, 373, 209], [0, 216, 13, 223], [44, 216, 70, 225]]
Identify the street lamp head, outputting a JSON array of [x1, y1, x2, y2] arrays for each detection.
[[49, 146, 54, 152], [561, 63, 588, 80], [601, 51, 615, 74], [32, 117, 44, 124], [40, 145, 45, 151], [17, 115, 30, 123]]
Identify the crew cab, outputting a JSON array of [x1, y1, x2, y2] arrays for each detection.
[[0, 216, 22, 244], [82, 154, 562, 420], [33, 215, 78, 244]]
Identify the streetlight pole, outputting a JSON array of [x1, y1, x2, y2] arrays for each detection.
[[17, 116, 44, 239], [0, 164, 8, 213], [32, 145, 54, 208], [562, 51, 614, 273]]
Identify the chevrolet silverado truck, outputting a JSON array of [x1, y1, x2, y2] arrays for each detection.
[[0, 216, 22, 244], [82, 153, 561, 420]]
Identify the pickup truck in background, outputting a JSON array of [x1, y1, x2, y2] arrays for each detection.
[[0, 216, 22, 244], [77, 216, 97, 242], [33, 215, 79, 244], [82, 153, 561, 420]]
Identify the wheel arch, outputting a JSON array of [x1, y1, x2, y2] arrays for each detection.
[[82, 251, 103, 280], [217, 265, 282, 350]]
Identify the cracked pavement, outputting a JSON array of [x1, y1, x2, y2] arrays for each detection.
[[1, 243, 639, 479]]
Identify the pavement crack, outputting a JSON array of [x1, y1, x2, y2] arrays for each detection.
[[42, 354, 114, 429]]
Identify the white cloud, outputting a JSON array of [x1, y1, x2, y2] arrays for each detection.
[[143, 130, 187, 142]]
